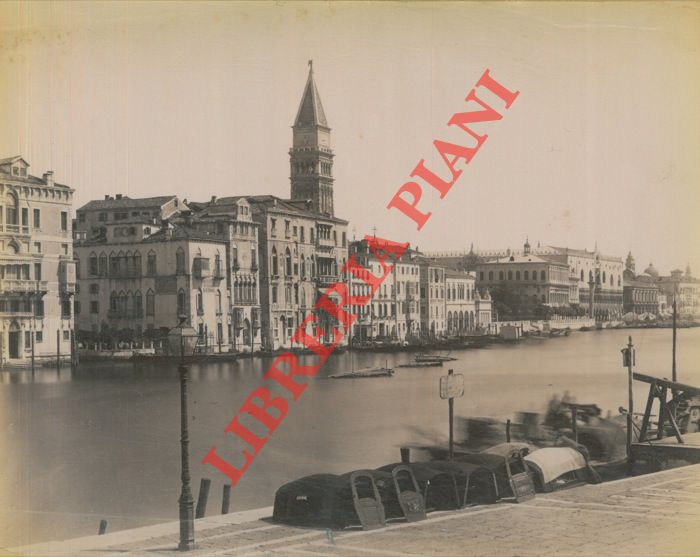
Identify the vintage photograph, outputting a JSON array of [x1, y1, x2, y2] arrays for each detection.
[[1, 2, 699, 556]]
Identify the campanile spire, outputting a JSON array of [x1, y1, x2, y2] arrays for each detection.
[[290, 62, 334, 216]]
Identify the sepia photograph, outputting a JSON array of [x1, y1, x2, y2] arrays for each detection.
[[1, 2, 699, 556]]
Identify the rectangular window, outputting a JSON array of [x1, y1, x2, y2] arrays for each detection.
[[98, 212, 107, 222], [272, 285, 278, 304], [61, 243, 69, 255], [61, 211, 68, 231], [25, 331, 31, 349], [33, 209, 41, 228], [34, 263, 42, 281], [63, 330, 70, 341], [74, 300, 81, 315], [78, 212, 86, 223], [90, 301, 99, 314], [35, 300, 44, 317], [36, 331, 43, 343], [89, 283, 99, 294], [22, 207, 29, 226], [62, 300, 71, 319]]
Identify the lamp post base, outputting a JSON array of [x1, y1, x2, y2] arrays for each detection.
[[178, 494, 195, 551]]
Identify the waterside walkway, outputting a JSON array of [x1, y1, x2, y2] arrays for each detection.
[[10, 463, 700, 557]]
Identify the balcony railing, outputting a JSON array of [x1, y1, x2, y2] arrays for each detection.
[[316, 236, 335, 249], [0, 279, 48, 293], [0, 224, 30, 235], [315, 275, 341, 288]]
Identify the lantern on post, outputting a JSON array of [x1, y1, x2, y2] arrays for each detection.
[[167, 317, 199, 551]]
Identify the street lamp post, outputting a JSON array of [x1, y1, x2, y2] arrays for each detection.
[[168, 318, 199, 551]]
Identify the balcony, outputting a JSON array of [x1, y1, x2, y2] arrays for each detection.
[[0, 224, 29, 235], [315, 275, 341, 288], [0, 279, 48, 294], [316, 236, 335, 250], [60, 283, 76, 295]]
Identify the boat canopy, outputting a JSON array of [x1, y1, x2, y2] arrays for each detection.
[[524, 447, 589, 487]]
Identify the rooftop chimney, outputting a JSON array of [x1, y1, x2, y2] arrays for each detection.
[[104, 195, 110, 200], [116, 194, 123, 200], [211, 196, 217, 204], [43, 171, 54, 186]]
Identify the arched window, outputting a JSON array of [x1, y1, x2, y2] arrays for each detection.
[[499, 271, 504, 280], [133, 251, 142, 277], [507, 271, 513, 280], [488, 271, 493, 280], [98, 252, 108, 277], [216, 290, 222, 314], [118, 291, 128, 314], [125, 251, 133, 277], [541, 270, 546, 281], [311, 255, 316, 277], [300, 254, 306, 278], [300, 286, 307, 308], [117, 251, 126, 277], [271, 247, 278, 276], [177, 289, 186, 315], [516, 271, 521, 280], [146, 289, 155, 316], [109, 252, 119, 276], [110, 291, 118, 312], [589, 270, 593, 283], [580, 269, 584, 282], [134, 291, 143, 316], [176, 248, 186, 275], [603, 271, 607, 283], [618, 276, 621, 287], [89, 252, 98, 276], [610, 274, 614, 286], [285, 248, 292, 276], [294, 283, 299, 305], [147, 251, 156, 275]]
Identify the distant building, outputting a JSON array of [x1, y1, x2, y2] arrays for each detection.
[[445, 269, 491, 334], [622, 253, 660, 315], [657, 266, 700, 318], [418, 257, 447, 338], [473, 240, 572, 316], [348, 240, 421, 342], [0, 156, 75, 366]]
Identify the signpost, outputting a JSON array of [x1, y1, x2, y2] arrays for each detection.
[[440, 369, 464, 460], [621, 336, 635, 473]]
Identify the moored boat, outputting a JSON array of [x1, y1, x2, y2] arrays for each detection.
[[329, 366, 395, 379]]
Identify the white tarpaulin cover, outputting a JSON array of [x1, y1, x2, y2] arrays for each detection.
[[524, 447, 586, 485]]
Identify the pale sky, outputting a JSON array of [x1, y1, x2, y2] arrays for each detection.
[[1, 1, 699, 274]]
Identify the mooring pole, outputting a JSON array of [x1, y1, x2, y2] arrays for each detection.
[[625, 336, 635, 474], [672, 293, 677, 383], [448, 368, 454, 460]]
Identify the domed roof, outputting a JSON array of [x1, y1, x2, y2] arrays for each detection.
[[644, 263, 659, 279]]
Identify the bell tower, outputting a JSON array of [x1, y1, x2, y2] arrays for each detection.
[[290, 61, 335, 216]]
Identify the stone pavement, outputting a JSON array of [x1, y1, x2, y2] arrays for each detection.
[[11, 463, 700, 557]]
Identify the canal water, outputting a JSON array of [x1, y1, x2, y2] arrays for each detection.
[[1, 327, 699, 548]]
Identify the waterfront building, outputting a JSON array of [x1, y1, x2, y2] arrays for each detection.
[[418, 257, 447, 338], [657, 266, 700, 318], [622, 253, 660, 316], [176, 197, 262, 351], [473, 240, 572, 318], [243, 64, 349, 350], [348, 239, 421, 342], [534, 245, 624, 319], [0, 157, 76, 366], [74, 212, 237, 351], [445, 269, 478, 334]]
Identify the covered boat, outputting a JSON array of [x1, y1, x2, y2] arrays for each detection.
[[376, 462, 460, 511], [423, 460, 499, 507], [456, 450, 536, 502], [481, 442, 536, 458], [272, 470, 402, 530], [524, 447, 601, 492]]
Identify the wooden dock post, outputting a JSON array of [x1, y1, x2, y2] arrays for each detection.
[[56, 329, 61, 370], [221, 484, 231, 515], [98, 519, 107, 535], [506, 419, 511, 443], [195, 478, 211, 519], [400, 447, 411, 463]]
